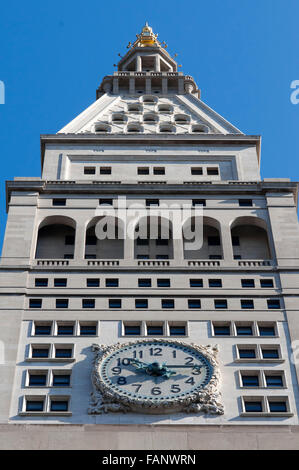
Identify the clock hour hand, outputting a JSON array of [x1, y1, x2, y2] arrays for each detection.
[[129, 359, 176, 378]]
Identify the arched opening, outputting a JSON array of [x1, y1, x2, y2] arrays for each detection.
[[134, 216, 173, 260], [35, 216, 76, 259], [85, 216, 124, 260], [183, 216, 223, 260], [230, 217, 271, 260]]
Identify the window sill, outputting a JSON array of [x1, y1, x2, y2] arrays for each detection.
[[240, 412, 293, 418], [26, 358, 75, 363], [235, 359, 284, 363], [19, 412, 72, 417]]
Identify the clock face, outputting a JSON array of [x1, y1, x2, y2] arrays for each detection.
[[98, 340, 214, 403]]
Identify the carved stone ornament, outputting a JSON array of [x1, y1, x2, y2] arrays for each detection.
[[88, 339, 224, 415]]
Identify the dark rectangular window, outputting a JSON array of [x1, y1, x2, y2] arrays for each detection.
[[135, 299, 148, 309], [85, 254, 96, 259], [214, 325, 230, 336], [86, 235, 97, 245], [137, 254, 149, 260], [29, 374, 47, 386], [124, 325, 141, 335], [207, 167, 219, 175], [267, 299, 280, 309], [157, 279, 170, 287], [87, 278, 100, 287], [244, 401, 262, 412], [137, 238, 149, 246], [236, 325, 253, 336], [156, 238, 168, 246], [109, 299, 122, 308], [34, 324, 51, 335], [188, 299, 201, 309], [214, 299, 227, 309], [259, 326, 276, 337], [269, 401, 287, 413], [29, 299, 42, 308], [54, 278, 67, 287], [262, 349, 279, 359], [84, 167, 96, 175], [138, 167, 150, 175], [169, 326, 186, 336], [190, 279, 203, 288], [239, 199, 253, 207], [138, 279, 151, 287], [50, 401, 68, 412], [232, 236, 240, 246], [53, 375, 71, 387], [161, 299, 174, 309], [26, 401, 44, 412], [80, 325, 97, 336], [82, 299, 95, 309], [64, 254, 74, 259], [192, 199, 206, 207], [106, 279, 119, 287], [52, 198, 66, 206], [153, 167, 165, 175], [239, 349, 256, 358], [242, 375, 259, 387], [146, 199, 159, 206], [156, 255, 169, 260], [241, 299, 254, 309], [266, 375, 283, 387], [147, 325, 163, 335], [100, 167, 111, 175], [57, 325, 74, 335], [191, 167, 203, 175], [241, 279, 255, 288], [99, 199, 113, 205], [35, 279, 48, 287], [56, 299, 69, 309], [32, 348, 49, 358], [55, 348, 72, 358], [233, 255, 242, 260], [208, 236, 220, 246], [65, 235, 75, 245], [209, 279, 222, 288], [260, 279, 274, 288]]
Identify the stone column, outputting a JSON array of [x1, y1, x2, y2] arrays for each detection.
[[74, 222, 86, 261], [220, 224, 234, 261], [162, 77, 168, 95], [155, 55, 160, 72], [136, 55, 142, 72], [145, 77, 151, 95]]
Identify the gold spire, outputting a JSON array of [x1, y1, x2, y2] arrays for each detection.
[[128, 23, 161, 49]]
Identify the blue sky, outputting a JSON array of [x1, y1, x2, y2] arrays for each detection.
[[0, 0, 299, 248]]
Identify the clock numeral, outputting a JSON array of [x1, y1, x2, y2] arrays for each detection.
[[131, 383, 142, 392], [172, 350, 177, 359], [111, 367, 122, 375], [151, 387, 162, 395], [133, 350, 143, 359], [192, 366, 202, 375], [117, 376, 127, 385], [171, 385, 181, 393], [149, 347, 163, 357], [117, 358, 131, 366], [185, 377, 195, 385], [185, 356, 194, 365]]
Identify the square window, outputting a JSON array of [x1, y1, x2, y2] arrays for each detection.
[[232, 236, 240, 246], [214, 325, 230, 336], [259, 326, 276, 337], [32, 348, 49, 358], [54, 278, 67, 287], [29, 374, 47, 386], [266, 375, 283, 387], [87, 278, 100, 287], [262, 349, 279, 359], [55, 348, 72, 358], [157, 279, 170, 287], [56, 299, 69, 309], [57, 324, 74, 335], [161, 299, 174, 309], [106, 279, 119, 287], [82, 299, 95, 309], [241, 299, 254, 309], [138, 167, 150, 175], [99, 199, 113, 205], [34, 324, 51, 336], [35, 279, 48, 287], [241, 279, 255, 288], [65, 236, 75, 245], [208, 236, 220, 246], [26, 400, 44, 412], [86, 235, 97, 245], [236, 325, 253, 336], [146, 199, 159, 206], [190, 279, 203, 288], [244, 401, 263, 412], [147, 325, 163, 335], [100, 167, 111, 175], [30, 299, 42, 309], [239, 199, 253, 207], [188, 299, 201, 309], [135, 299, 148, 309], [80, 324, 97, 336], [214, 299, 227, 309], [138, 279, 152, 287], [169, 325, 186, 336], [239, 349, 256, 359], [269, 401, 287, 413], [50, 400, 69, 412], [153, 167, 165, 175], [267, 299, 280, 309], [124, 325, 141, 335], [109, 299, 122, 308], [52, 198, 66, 206], [53, 375, 71, 387], [192, 199, 206, 207], [84, 167, 96, 175], [242, 375, 259, 387], [191, 167, 203, 175], [260, 279, 274, 288], [209, 279, 222, 288], [207, 167, 219, 175]]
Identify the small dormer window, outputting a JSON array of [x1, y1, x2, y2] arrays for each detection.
[[158, 104, 173, 114], [192, 124, 210, 133], [143, 113, 158, 123], [127, 103, 143, 113], [94, 124, 110, 133], [127, 124, 143, 133], [174, 114, 190, 124], [112, 113, 127, 123], [142, 95, 158, 104], [159, 124, 175, 133]]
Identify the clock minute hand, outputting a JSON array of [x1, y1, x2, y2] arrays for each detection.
[[166, 364, 203, 370]]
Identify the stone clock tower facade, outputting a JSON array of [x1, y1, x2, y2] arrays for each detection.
[[1, 24, 299, 449]]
